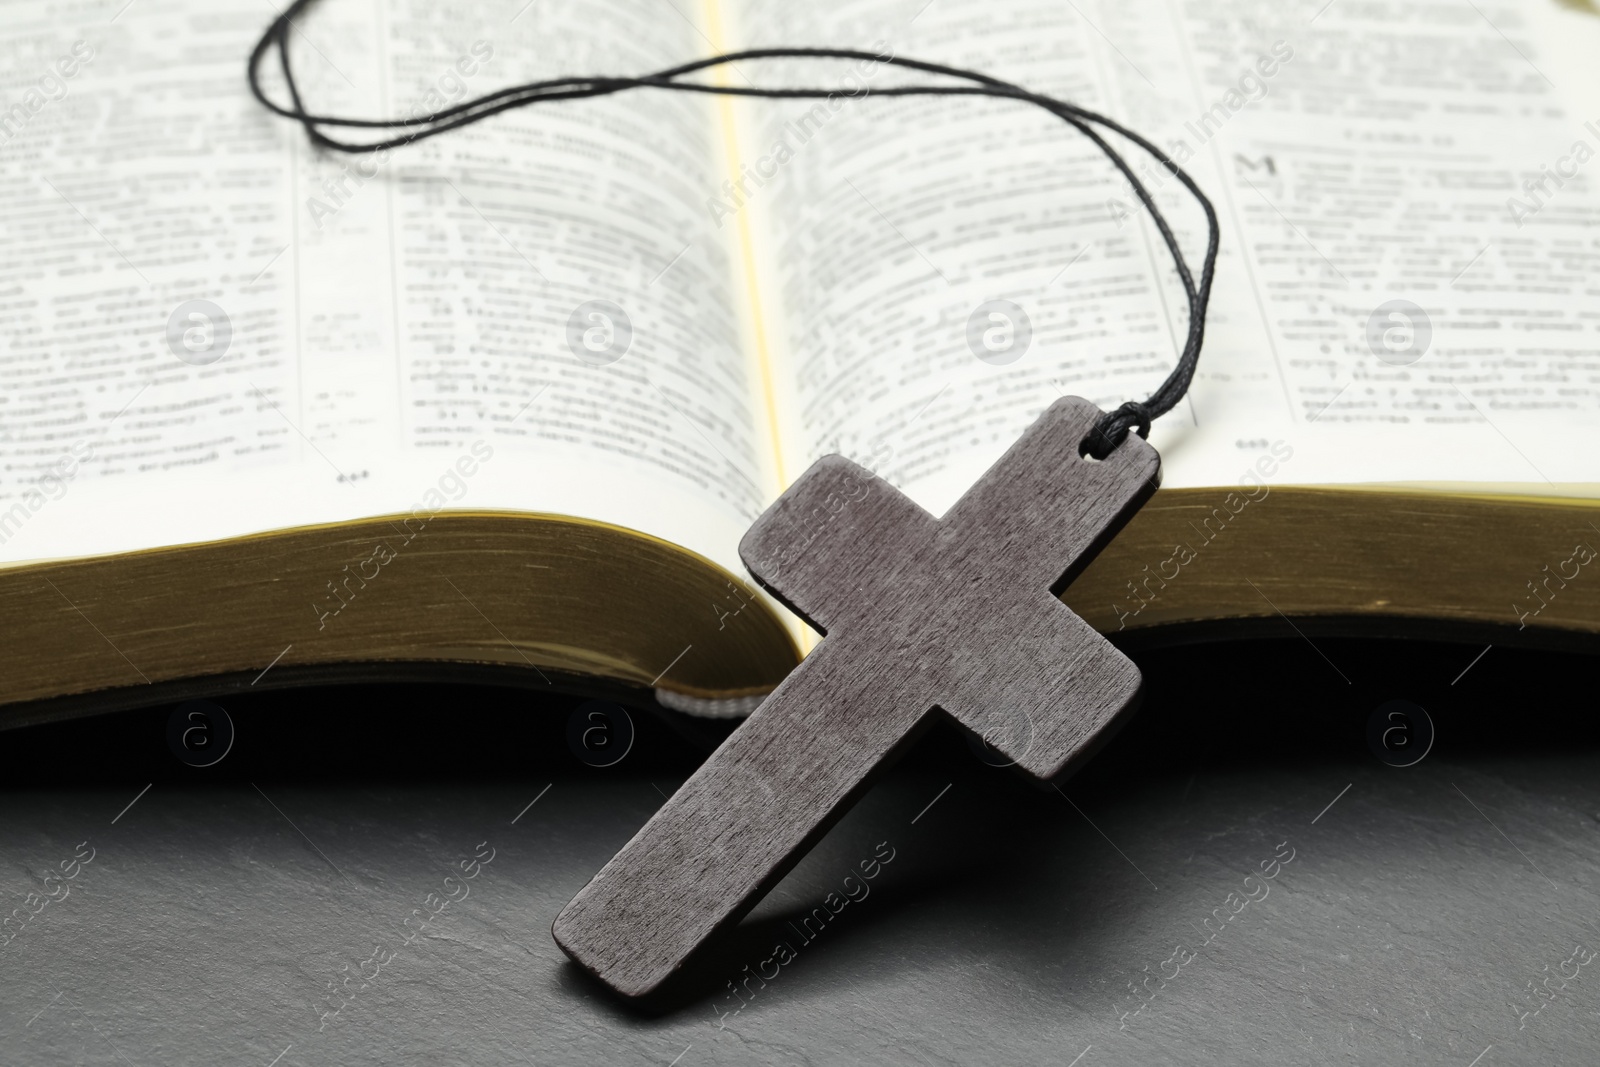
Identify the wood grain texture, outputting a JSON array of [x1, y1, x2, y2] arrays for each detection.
[[551, 396, 1161, 998]]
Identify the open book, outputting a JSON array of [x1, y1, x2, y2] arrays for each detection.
[[3, 0, 1598, 725]]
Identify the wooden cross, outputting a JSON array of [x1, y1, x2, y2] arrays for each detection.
[[552, 396, 1160, 998]]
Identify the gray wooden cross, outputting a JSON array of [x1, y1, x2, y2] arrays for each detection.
[[552, 396, 1161, 998]]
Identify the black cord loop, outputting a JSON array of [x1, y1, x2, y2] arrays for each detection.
[[248, 1, 1219, 458], [1087, 401, 1153, 459]]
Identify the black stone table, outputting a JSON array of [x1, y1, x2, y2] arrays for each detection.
[[2, 638, 1597, 1066]]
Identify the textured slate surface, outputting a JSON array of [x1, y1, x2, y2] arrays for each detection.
[[2, 641, 1599, 1066]]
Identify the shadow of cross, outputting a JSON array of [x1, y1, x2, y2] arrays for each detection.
[[553, 396, 1161, 999]]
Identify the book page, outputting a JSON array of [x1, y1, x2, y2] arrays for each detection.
[[0, 0, 770, 577], [367, 0, 776, 528], [727, 0, 1600, 518], [725, 0, 1192, 513], [0, 1, 302, 537], [1098, 0, 1600, 490]]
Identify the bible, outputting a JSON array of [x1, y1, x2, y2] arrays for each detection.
[[2, 0, 1597, 727]]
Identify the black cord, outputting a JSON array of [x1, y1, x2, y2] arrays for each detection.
[[248, 1, 1219, 458]]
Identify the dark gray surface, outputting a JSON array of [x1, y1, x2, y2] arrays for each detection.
[[6, 762, 1599, 1064], [3, 646, 1599, 1066]]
